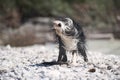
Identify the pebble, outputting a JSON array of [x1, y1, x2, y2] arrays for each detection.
[[0, 45, 120, 80]]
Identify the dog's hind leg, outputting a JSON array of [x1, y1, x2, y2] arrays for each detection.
[[71, 50, 77, 65], [77, 43, 88, 62]]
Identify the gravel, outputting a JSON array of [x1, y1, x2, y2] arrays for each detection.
[[0, 44, 120, 80]]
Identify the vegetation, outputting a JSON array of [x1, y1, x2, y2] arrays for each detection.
[[0, 0, 120, 37]]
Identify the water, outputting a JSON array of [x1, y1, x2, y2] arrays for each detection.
[[46, 40, 120, 55], [87, 40, 120, 55]]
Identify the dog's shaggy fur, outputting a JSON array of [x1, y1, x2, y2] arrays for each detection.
[[53, 18, 88, 64]]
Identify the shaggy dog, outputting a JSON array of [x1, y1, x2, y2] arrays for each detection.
[[53, 18, 88, 65]]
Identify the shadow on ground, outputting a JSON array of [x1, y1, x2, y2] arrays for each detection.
[[30, 61, 69, 67]]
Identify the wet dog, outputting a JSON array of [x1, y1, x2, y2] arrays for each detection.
[[53, 18, 88, 65]]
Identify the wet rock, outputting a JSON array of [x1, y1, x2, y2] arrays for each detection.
[[88, 68, 96, 72]]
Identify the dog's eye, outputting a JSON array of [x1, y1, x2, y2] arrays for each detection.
[[58, 23, 61, 27]]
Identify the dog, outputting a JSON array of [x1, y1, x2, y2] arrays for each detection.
[[53, 17, 88, 65]]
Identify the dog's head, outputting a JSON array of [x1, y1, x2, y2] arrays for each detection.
[[53, 18, 76, 36]]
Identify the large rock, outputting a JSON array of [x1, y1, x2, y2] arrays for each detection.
[[0, 17, 56, 46]]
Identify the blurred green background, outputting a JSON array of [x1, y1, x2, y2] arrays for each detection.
[[0, 0, 120, 46]]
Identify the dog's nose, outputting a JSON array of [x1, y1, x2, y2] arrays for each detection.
[[53, 20, 61, 27]]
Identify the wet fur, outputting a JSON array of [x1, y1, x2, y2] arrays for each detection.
[[54, 18, 88, 63]]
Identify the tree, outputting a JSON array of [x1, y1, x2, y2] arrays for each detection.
[[0, 0, 73, 28], [112, 0, 120, 38]]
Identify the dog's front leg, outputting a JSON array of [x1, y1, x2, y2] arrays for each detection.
[[57, 46, 67, 62]]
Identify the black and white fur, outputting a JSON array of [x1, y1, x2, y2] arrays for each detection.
[[53, 18, 88, 65]]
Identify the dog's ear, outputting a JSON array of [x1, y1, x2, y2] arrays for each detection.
[[65, 18, 73, 26]]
